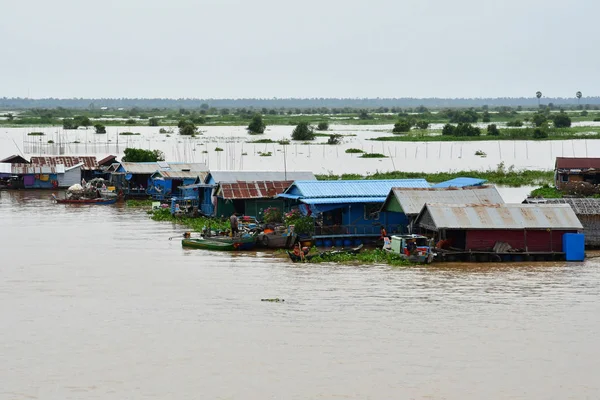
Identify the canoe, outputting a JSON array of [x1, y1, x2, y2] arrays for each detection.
[[54, 197, 117, 205], [182, 238, 235, 251], [287, 244, 363, 263]]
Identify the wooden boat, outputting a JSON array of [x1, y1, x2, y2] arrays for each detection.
[[256, 231, 297, 249], [200, 234, 258, 250], [383, 234, 435, 264], [182, 238, 236, 251], [52, 194, 117, 205], [287, 244, 363, 263]]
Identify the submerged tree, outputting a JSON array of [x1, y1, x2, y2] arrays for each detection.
[[576, 91, 582, 105], [291, 122, 315, 140], [247, 113, 266, 134], [536, 91, 542, 106], [94, 123, 106, 134], [122, 148, 165, 162]]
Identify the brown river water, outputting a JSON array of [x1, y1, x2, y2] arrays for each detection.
[[1, 191, 600, 399]]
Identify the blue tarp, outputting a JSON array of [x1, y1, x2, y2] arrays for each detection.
[[431, 177, 487, 188]]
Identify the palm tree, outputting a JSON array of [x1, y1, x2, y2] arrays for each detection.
[[576, 91, 582, 105], [536, 91, 542, 107]]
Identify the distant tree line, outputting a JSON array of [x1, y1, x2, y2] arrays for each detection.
[[2, 96, 600, 110]]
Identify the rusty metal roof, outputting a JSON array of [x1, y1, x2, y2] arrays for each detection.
[[387, 186, 504, 215], [97, 155, 118, 166], [417, 203, 583, 230], [8, 163, 66, 174], [119, 162, 208, 174], [219, 180, 295, 199], [524, 197, 600, 215], [555, 157, 600, 170], [207, 171, 315, 184], [30, 156, 99, 170]]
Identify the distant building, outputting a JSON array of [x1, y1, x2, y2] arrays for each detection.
[[555, 157, 600, 189]]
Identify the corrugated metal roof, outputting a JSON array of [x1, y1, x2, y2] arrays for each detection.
[[219, 180, 295, 199], [556, 157, 600, 170], [207, 171, 316, 183], [523, 197, 600, 215], [153, 170, 208, 180], [97, 155, 118, 166], [390, 186, 504, 215], [9, 163, 65, 174], [0, 155, 29, 164], [431, 177, 487, 188], [302, 196, 386, 205], [418, 203, 583, 230], [30, 156, 98, 170], [119, 162, 208, 174], [286, 179, 430, 198]]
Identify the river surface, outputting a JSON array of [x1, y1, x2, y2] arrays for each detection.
[[1, 191, 600, 399]]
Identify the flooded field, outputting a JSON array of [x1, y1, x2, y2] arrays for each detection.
[[2, 125, 600, 174], [1, 191, 600, 399]]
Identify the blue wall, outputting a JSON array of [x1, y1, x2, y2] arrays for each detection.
[[321, 203, 409, 235]]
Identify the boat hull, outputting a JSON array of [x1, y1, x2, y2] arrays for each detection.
[[257, 232, 297, 249], [181, 238, 235, 251], [203, 235, 257, 250], [55, 198, 117, 205]]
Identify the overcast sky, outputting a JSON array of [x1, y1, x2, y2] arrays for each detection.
[[1, 0, 596, 99]]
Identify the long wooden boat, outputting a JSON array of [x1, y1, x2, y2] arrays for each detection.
[[52, 194, 117, 205], [203, 234, 257, 250], [182, 238, 236, 251], [257, 232, 297, 249], [287, 244, 363, 263]]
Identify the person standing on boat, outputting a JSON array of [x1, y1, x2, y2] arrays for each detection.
[[230, 213, 239, 237]]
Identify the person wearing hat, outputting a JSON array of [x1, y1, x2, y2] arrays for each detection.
[[230, 212, 239, 237]]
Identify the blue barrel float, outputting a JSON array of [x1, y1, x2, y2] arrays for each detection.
[[354, 239, 362, 247], [315, 239, 324, 247], [334, 239, 343, 247], [324, 239, 333, 248], [343, 239, 352, 248]]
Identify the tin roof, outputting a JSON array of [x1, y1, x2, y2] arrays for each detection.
[[97, 155, 118, 166], [555, 157, 600, 170], [30, 156, 98, 170], [302, 196, 387, 204], [0, 155, 29, 164], [386, 186, 504, 215], [416, 203, 583, 230], [119, 162, 208, 174], [8, 163, 66, 174], [207, 171, 315, 184], [284, 179, 430, 199], [431, 177, 487, 188], [152, 170, 208, 180], [523, 197, 600, 215], [219, 180, 295, 199]]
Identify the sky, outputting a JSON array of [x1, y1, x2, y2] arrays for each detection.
[[1, 0, 597, 99]]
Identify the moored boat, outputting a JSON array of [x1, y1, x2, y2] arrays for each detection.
[[383, 234, 435, 264], [257, 231, 297, 249], [205, 234, 258, 250], [52, 194, 117, 205], [182, 238, 236, 251]]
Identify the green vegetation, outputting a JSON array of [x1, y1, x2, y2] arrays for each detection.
[[247, 113, 266, 134], [316, 163, 554, 187], [292, 122, 315, 141], [316, 121, 329, 131], [359, 153, 387, 158], [215, 147, 224, 151], [122, 148, 165, 162], [529, 185, 563, 198], [302, 248, 414, 266], [327, 134, 342, 145], [151, 208, 230, 232], [258, 151, 272, 156], [487, 124, 499, 136], [27, 131, 44, 136], [249, 138, 274, 143], [126, 199, 154, 207], [148, 117, 160, 126], [47, 140, 54, 144], [94, 123, 106, 134], [392, 119, 411, 133], [345, 148, 365, 154], [178, 120, 198, 136], [119, 131, 140, 135]]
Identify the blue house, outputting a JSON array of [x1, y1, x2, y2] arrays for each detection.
[[149, 170, 207, 200], [278, 179, 430, 244]]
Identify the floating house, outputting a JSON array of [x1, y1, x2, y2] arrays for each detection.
[[555, 157, 600, 189], [149, 169, 208, 200], [199, 171, 316, 217], [523, 197, 600, 247], [278, 179, 430, 242], [414, 203, 583, 260], [30, 156, 100, 181], [110, 161, 208, 198], [381, 186, 504, 230], [0, 162, 82, 188]]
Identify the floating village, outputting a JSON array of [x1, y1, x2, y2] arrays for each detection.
[[1, 154, 597, 264]]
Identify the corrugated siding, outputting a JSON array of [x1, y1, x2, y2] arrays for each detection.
[[392, 186, 504, 215], [302, 197, 387, 205], [289, 179, 430, 198], [466, 229, 573, 252], [58, 167, 81, 188], [421, 204, 583, 230], [10, 163, 65, 174], [154, 171, 207, 180], [30, 156, 98, 170], [556, 157, 600, 170]]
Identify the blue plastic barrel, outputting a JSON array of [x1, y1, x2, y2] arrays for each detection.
[[315, 239, 323, 247], [354, 239, 362, 247], [343, 239, 352, 248], [334, 239, 343, 247], [563, 233, 585, 261], [324, 239, 333, 248]]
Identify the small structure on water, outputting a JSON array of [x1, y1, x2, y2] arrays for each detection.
[[0, 163, 82, 189], [30, 156, 101, 181], [414, 203, 584, 261], [555, 157, 600, 189], [381, 185, 504, 230], [278, 179, 430, 245], [0, 155, 30, 164]]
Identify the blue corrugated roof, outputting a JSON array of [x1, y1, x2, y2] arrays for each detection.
[[285, 179, 430, 198], [302, 196, 387, 205], [431, 177, 487, 188]]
